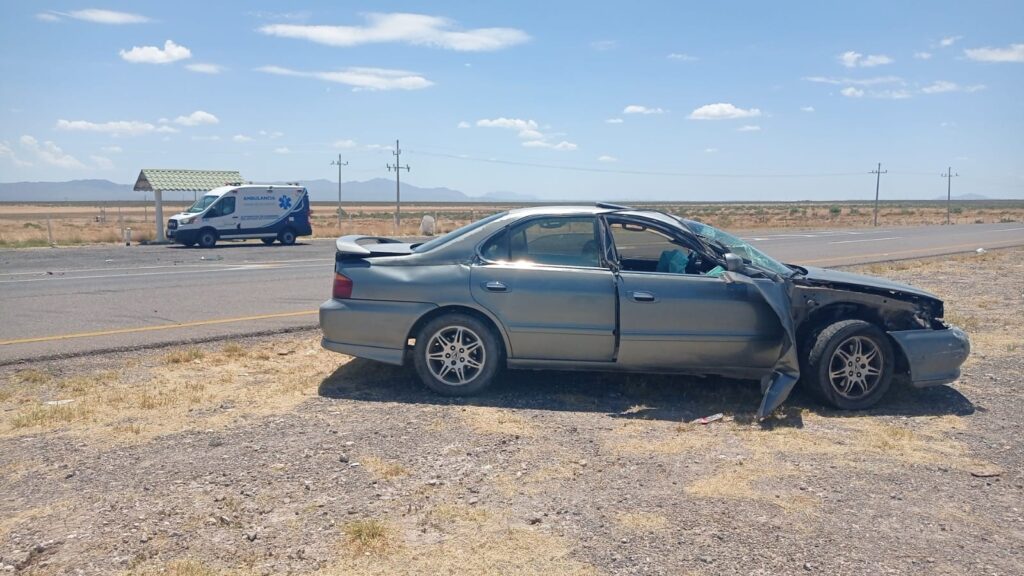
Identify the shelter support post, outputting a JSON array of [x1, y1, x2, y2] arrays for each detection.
[[154, 190, 165, 243]]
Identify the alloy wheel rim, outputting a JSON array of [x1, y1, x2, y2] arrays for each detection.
[[828, 335, 883, 399], [426, 326, 486, 386]]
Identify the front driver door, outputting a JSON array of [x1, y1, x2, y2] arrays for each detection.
[[608, 218, 783, 372], [471, 215, 617, 362], [204, 196, 238, 234]]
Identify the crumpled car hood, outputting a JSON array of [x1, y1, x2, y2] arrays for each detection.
[[798, 266, 939, 301]]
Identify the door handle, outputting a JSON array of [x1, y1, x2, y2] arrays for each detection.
[[483, 281, 508, 292], [630, 290, 656, 302]]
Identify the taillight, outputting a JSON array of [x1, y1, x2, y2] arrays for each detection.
[[332, 272, 353, 299]]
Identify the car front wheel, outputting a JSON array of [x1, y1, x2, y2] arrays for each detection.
[[413, 313, 500, 396], [805, 319, 895, 410]]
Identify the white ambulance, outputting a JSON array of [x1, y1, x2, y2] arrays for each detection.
[[167, 184, 312, 248]]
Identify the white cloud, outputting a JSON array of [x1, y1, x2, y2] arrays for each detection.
[[838, 51, 893, 68], [605, 118, 624, 124], [804, 75, 903, 86], [476, 117, 538, 130], [623, 105, 664, 115], [191, 135, 220, 141], [841, 87, 864, 98], [939, 35, 963, 47], [19, 135, 85, 169], [522, 140, 577, 151], [590, 40, 616, 51], [914, 51, 933, 60], [274, 147, 291, 154], [964, 43, 1024, 63], [56, 119, 157, 136], [704, 148, 718, 153], [688, 103, 761, 120], [921, 81, 986, 94], [256, 65, 432, 91], [517, 128, 544, 140], [840, 86, 912, 99], [0, 141, 32, 166], [667, 53, 698, 61], [90, 155, 114, 170], [800, 106, 815, 112], [258, 13, 529, 52], [101, 145, 123, 153], [185, 63, 224, 74], [41, 9, 150, 24], [173, 110, 219, 126], [333, 139, 357, 148], [232, 134, 252, 142], [119, 40, 191, 64], [597, 155, 617, 163], [457, 121, 471, 128], [737, 125, 761, 132], [260, 130, 284, 139], [365, 144, 390, 151]]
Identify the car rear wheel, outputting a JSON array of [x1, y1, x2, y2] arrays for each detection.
[[197, 229, 217, 249], [805, 319, 894, 410], [261, 238, 276, 245], [278, 228, 296, 246], [413, 314, 500, 396]]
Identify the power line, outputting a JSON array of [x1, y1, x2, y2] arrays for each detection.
[[405, 149, 867, 179], [870, 162, 887, 226], [941, 167, 960, 225], [386, 139, 410, 234]]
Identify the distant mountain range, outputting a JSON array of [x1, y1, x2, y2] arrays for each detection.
[[0, 178, 538, 203]]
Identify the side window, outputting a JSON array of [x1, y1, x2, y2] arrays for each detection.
[[508, 216, 600, 267], [480, 229, 509, 261], [609, 221, 697, 274], [218, 197, 235, 216]]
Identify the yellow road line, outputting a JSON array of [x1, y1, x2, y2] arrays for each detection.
[[798, 240, 1023, 265], [0, 310, 318, 346]]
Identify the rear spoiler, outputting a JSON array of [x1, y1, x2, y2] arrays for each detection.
[[335, 235, 415, 258]]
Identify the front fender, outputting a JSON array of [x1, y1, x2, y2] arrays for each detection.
[[888, 327, 970, 387]]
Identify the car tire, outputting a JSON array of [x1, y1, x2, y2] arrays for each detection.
[[197, 229, 218, 249], [278, 228, 296, 246], [413, 313, 501, 396], [804, 319, 894, 410], [261, 238, 276, 245]]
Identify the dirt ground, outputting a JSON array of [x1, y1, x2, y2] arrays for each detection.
[[1, 200, 1022, 247], [0, 249, 1022, 575]]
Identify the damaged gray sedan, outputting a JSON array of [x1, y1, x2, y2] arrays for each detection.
[[319, 205, 969, 418]]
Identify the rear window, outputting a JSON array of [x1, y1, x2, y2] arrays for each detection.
[[412, 212, 506, 253]]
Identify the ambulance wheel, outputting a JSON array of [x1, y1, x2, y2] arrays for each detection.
[[261, 238, 276, 245], [278, 228, 296, 246], [197, 229, 218, 249]]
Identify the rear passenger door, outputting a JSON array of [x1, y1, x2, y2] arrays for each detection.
[[471, 216, 617, 362]]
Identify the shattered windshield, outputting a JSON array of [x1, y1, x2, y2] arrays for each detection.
[[682, 219, 793, 276], [186, 195, 218, 214]]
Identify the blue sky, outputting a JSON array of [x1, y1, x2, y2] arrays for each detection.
[[0, 1, 1022, 200]]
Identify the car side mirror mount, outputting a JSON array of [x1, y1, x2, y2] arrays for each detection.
[[724, 253, 744, 272]]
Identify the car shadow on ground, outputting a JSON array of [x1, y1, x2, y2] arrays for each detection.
[[317, 359, 975, 426], [167, 242, 312, 250]]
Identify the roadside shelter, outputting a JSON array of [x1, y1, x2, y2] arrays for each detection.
[[133, 169, 243, 242]]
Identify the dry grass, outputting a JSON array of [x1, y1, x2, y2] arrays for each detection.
[[220, 343, 247, 359], [616, 512, 670, 532], [0, 335, 349, 442], [361, 456, 410, 480], [459, 406, 536, 436], [163, 347, 205, 364], [342, 519, 394, 556], [12, 368, 51, 384]]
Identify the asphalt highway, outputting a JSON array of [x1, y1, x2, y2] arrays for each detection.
[[1, 222, 1022, 363]]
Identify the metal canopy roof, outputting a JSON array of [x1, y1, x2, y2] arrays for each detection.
[[133, 169, 242, 193]]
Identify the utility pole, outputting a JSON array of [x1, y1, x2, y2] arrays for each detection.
[[941, 167, 959, 225], [386, 139, 410, 235], [330, 155, 348, 231], [870, 162, 887, 226]]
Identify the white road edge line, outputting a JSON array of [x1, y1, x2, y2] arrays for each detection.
[[828, 237, 901, 245], [0, 263, 330, 284]]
